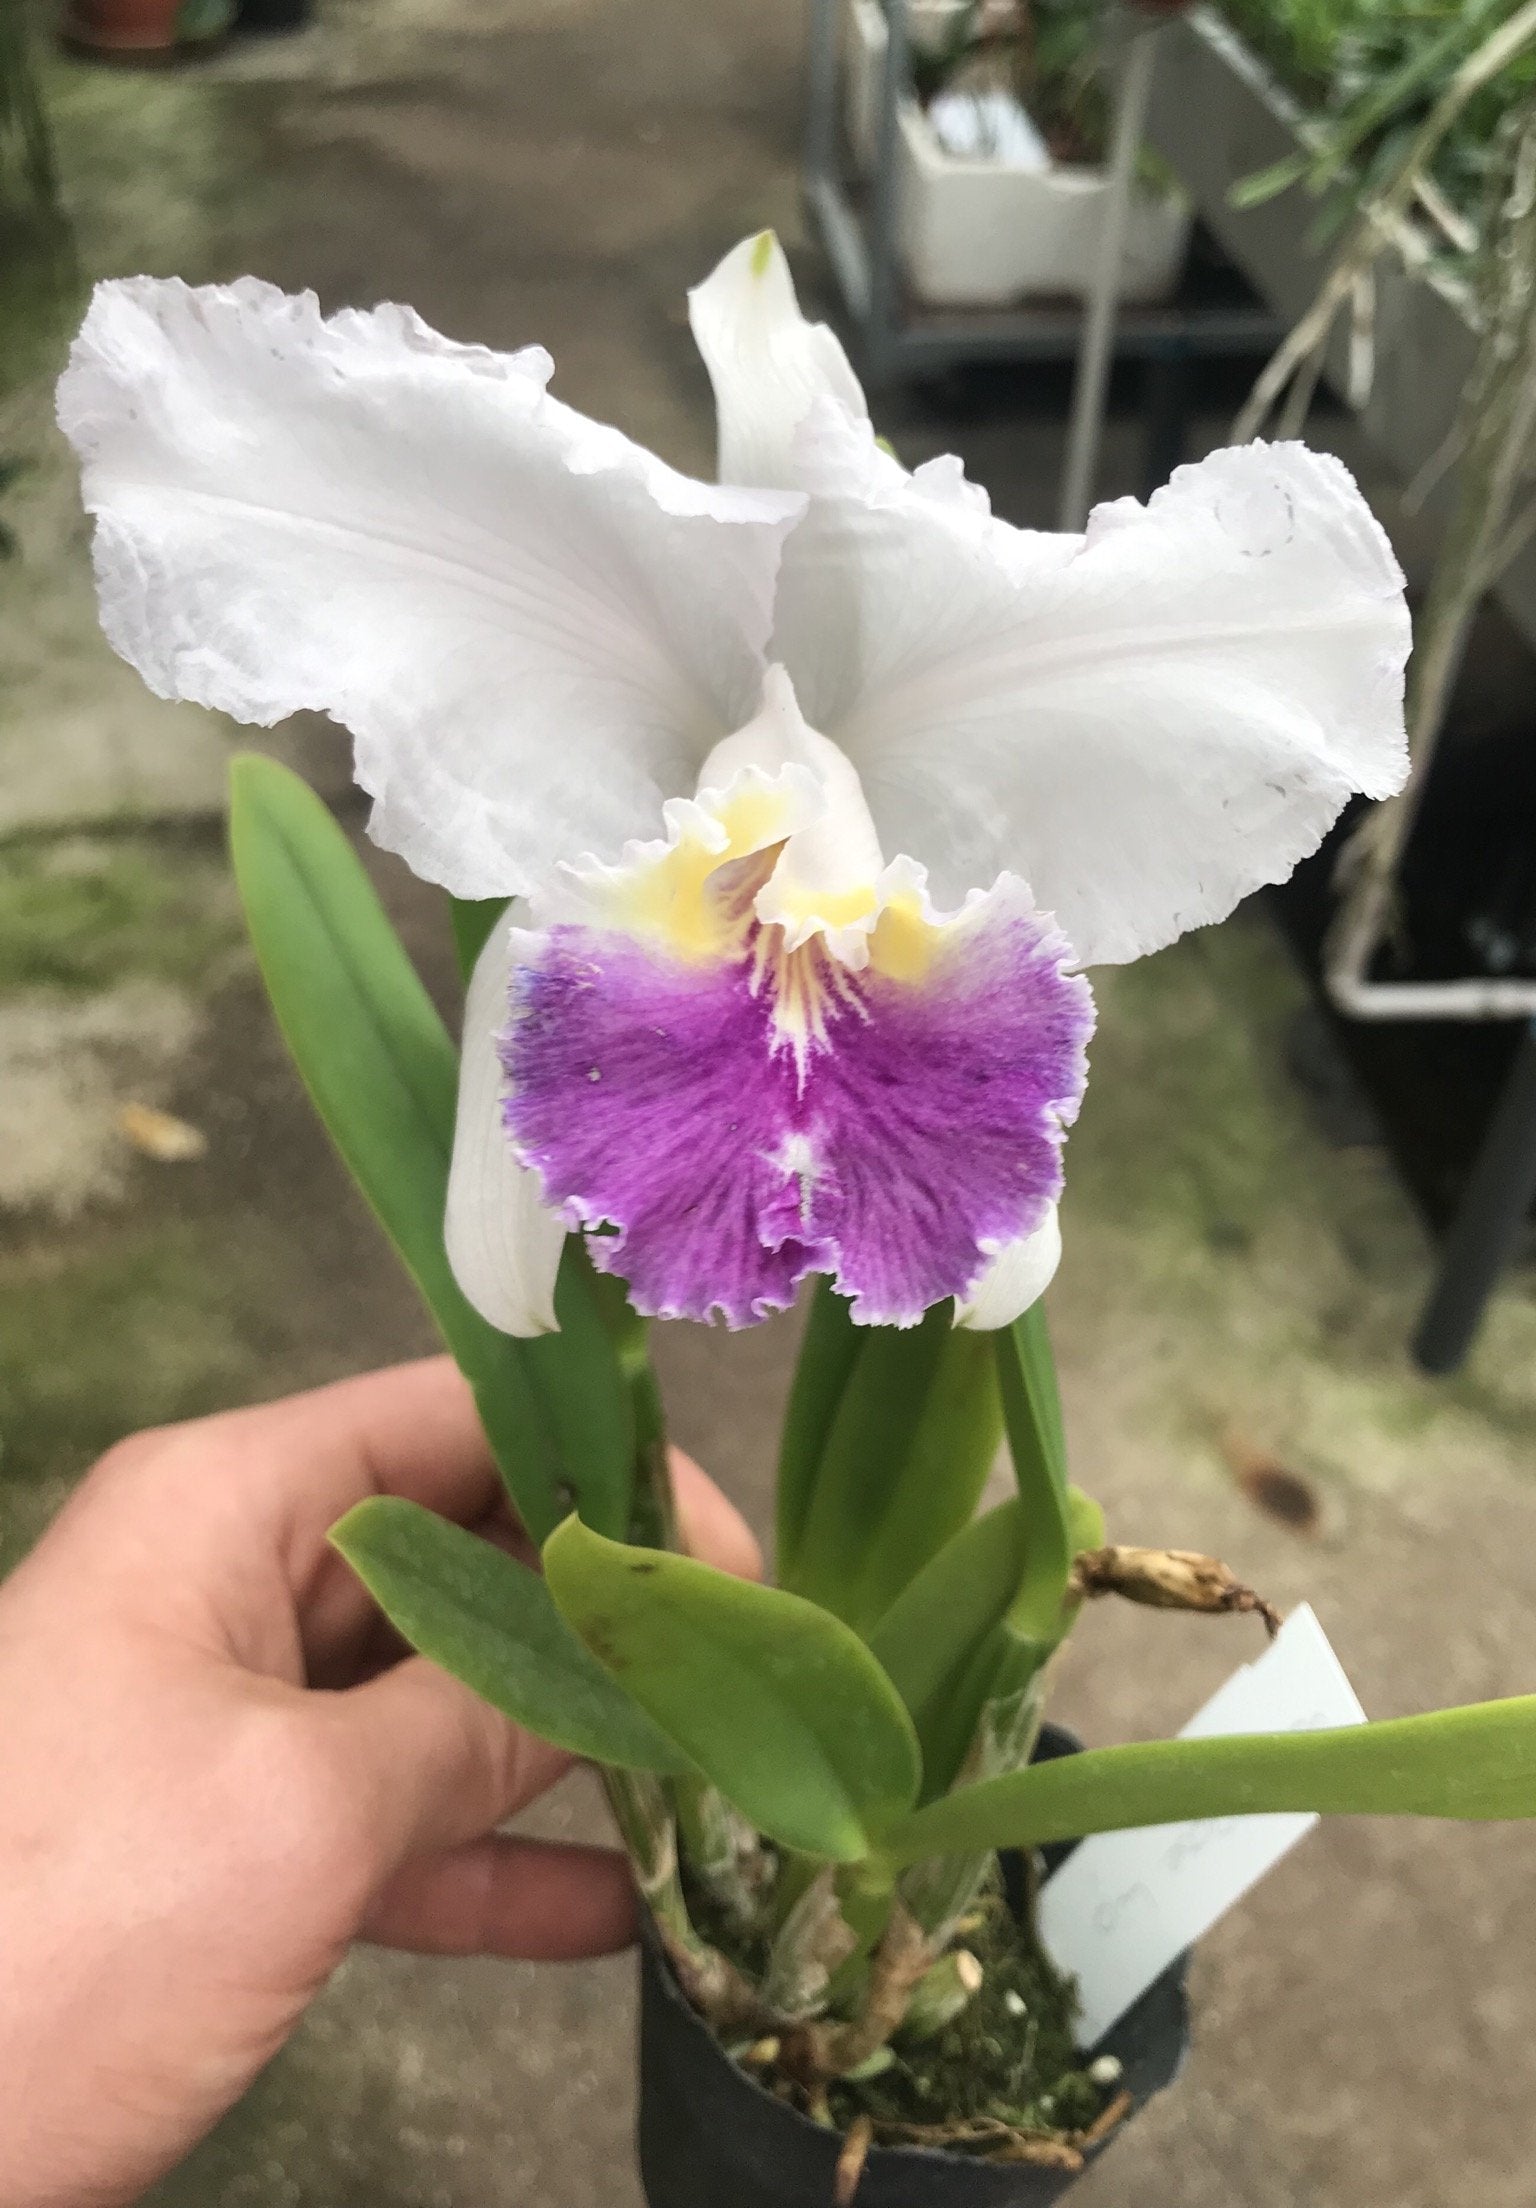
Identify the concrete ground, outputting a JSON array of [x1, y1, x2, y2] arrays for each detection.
[[3, 1, 1536, 2202]]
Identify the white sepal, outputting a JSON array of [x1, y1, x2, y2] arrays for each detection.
[[689, 233, 868, 492], [444, 919, 566, 1337], [953, 1205, 1062, 1331]]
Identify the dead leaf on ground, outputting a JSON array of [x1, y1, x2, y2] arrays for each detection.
[[1221, 1429, 1323, 1536], [117, 1102, 209, 1164]]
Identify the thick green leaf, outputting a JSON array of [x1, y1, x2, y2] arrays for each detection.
[[885, 1696, 1536, 1865], [562, 1239, 674, 1548], [1067, 1484, 1105, 1553], [448, 895, 507, 981], [776, 1276, 864, 1575], [545, 1517, 922, 1860], [868, 1483, 1107, 1801], [331, 1496, 691, 1774], [995, 1303, 1072, 1640], [1006, 1299, 1066, 1485], [869, 1500, 1024, 1791], [229, 755, 632, 1540], [782, 1306, 1001, 1635], [537, 1243, 639, 1541], [850, 1325, 1002, 1633]]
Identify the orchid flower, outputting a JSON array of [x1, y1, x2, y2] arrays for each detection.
[[59, 235, 1411, 1336]]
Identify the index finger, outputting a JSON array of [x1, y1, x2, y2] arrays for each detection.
[[40, 1358, 504, 1654], [227, 1355, 505, 1554], [226, 1358, 508, 1661]]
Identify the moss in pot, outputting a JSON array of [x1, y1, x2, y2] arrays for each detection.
[[640, 1729, 1191, 2208]]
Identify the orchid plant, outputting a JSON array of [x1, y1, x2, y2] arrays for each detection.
[[58, 234, 1536, 2164]]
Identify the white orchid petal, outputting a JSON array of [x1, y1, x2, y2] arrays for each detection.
[[689, 233, 868, 491], [774, 421, 1411, 967], [953, 1205, 1062, 1331], [445, 919, 566, 1336], [59, 276, 804, 899]]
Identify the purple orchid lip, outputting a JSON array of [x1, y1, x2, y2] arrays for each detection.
[[500, 868, 1093, 1330]]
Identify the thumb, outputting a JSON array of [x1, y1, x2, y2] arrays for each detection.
[[325, 1656, 574, 1871]]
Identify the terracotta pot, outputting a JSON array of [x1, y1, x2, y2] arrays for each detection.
[[636, 1727, 1191, 2208], [60, 0, 233, 59]]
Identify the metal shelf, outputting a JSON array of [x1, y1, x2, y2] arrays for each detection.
[[803, 0, 1282, 392]]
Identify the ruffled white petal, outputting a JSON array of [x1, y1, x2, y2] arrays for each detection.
[[59, 277, 804, 899], [688, 233, 868, 492], [445, 919, 566, 1335], [953, 1205, 1062, 1331], [772, 413, 1411, 968]]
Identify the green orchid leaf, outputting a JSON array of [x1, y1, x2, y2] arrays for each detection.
[[782, 1305, 1001, 1636], [996, 1303, 1072, 1641], [776, 1276, 865, 1576], [1004, 1298, 1066, 1486], [448, 895, 508, 981], [544, 1517, 922, 1860], [536, 1245, 640, 1542], [885, 1696, 1536, 1866], [866, 1450, 1104, 1803], [331, 1496, 689, 1774], [229, 755, 632, 1541], [1067, 1484, 1106, 1553], [848, 1323, 1002, 1633], [869, 1500, 1025, 1798]]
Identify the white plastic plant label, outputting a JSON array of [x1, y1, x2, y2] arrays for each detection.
[[1036, 1603, 1367, 2047]]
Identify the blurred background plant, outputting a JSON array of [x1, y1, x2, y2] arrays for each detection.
[[908, 0, 1536, 243], [1225, 0, 1536, 242], [907, 0, 1114, 159], [1230, 0, 1536, 1014], [0, 0, 77, 556]]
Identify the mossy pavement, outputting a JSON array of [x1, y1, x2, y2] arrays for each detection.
[[3, 1, 1536, 2202]]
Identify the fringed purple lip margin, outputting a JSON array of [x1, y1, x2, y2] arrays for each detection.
[[501, 886, 1093, 1328]]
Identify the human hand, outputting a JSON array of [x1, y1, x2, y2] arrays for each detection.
[[0, 1356, 759, 2208]]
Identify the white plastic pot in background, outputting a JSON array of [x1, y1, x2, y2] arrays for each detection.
[[844, 0, 1191, 310]]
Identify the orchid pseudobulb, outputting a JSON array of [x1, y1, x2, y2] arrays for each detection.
[[58, 234, 1411, 1336]]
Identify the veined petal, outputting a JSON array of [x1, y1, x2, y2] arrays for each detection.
[[500, 831, 1093, 1328], [445, 919, 566, 1335], [59, 277, 804, 899], [953, 1205, 1061, 1331], [773, 405, 1411, 968], [689, 232, 868, 492]]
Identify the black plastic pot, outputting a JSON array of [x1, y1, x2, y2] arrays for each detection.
[[636, 1726, 1190, 2208], [235, 0, 312, 32]]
